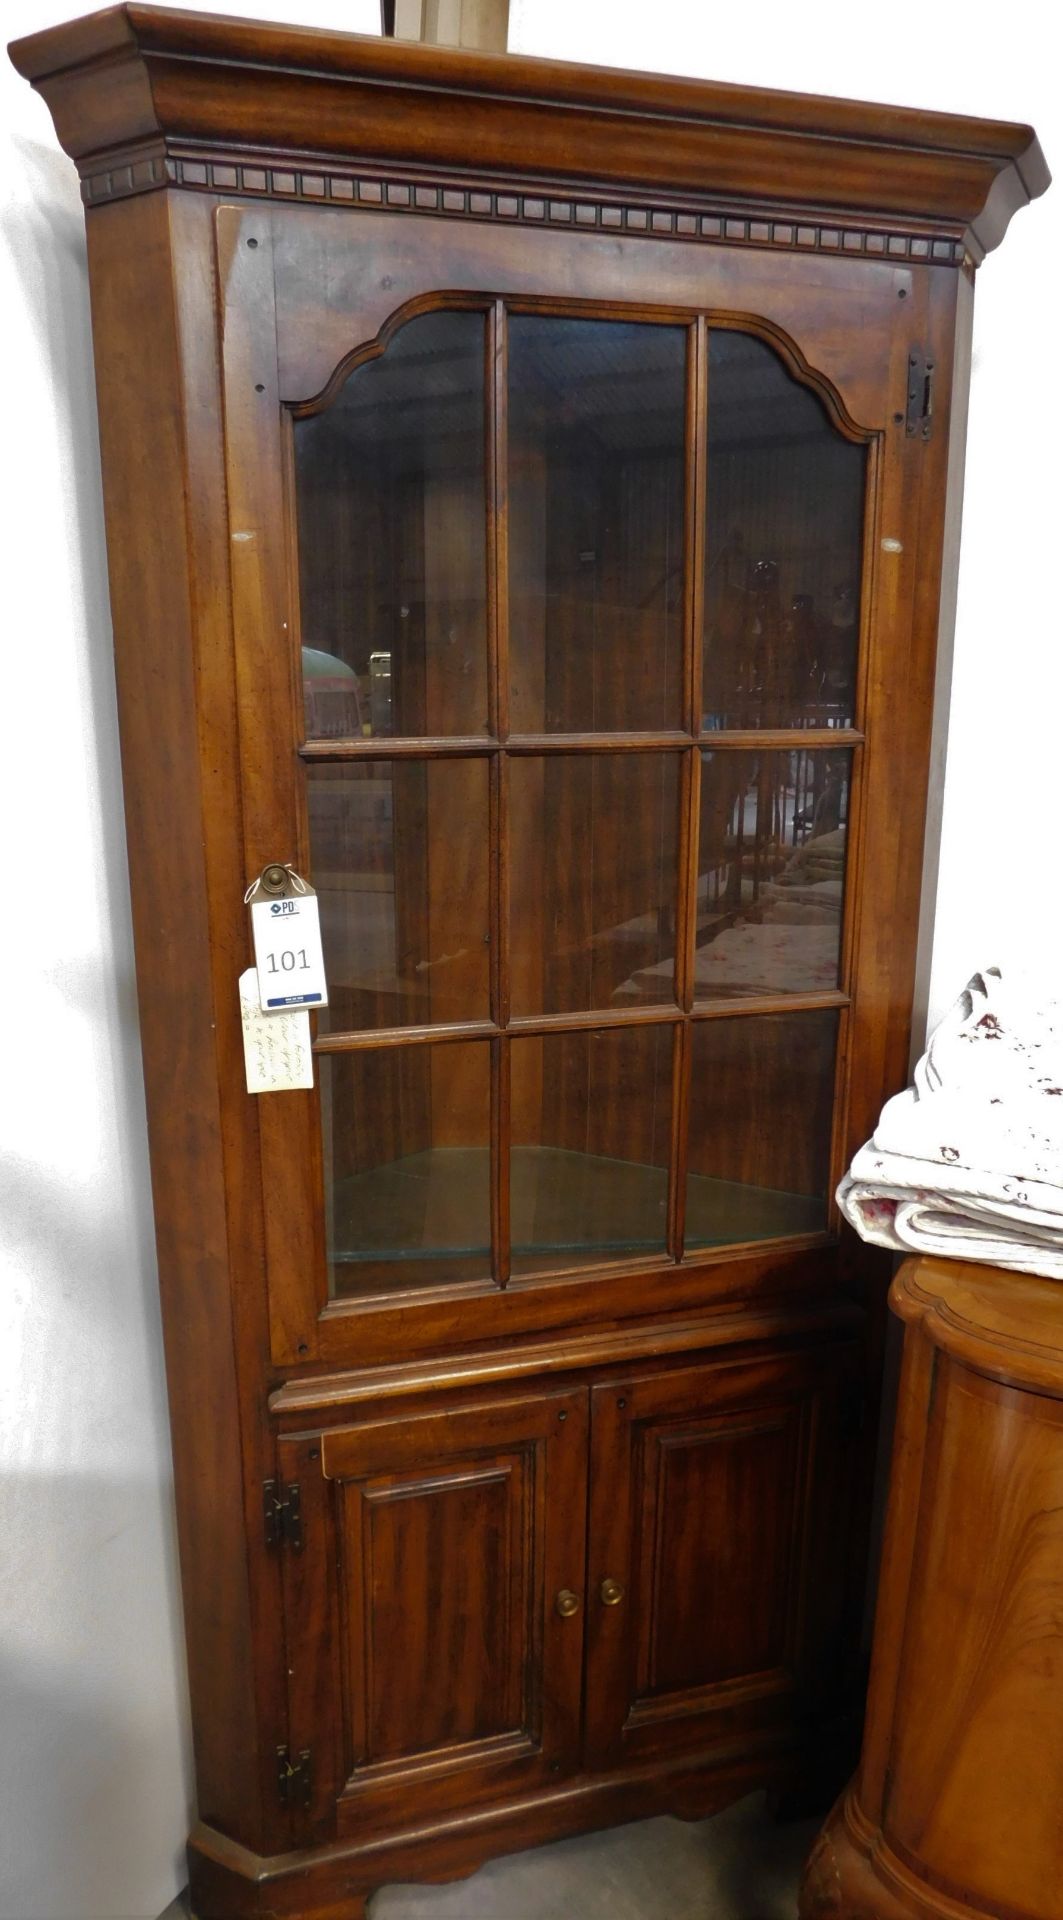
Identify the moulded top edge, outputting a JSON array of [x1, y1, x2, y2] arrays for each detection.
[[8, 2, 1050, 256]]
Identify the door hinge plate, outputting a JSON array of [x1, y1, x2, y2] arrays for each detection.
[[263, 1478, 302, 1552], [277, 1744, 312, 1808], [905, 349, 934, 441]]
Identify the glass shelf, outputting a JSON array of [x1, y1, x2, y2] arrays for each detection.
[[328, 1144, 826, 1296]]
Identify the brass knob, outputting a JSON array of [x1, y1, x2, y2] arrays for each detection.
[[555, 1588, 581, 1619], [600, 1577, 625, 1607]]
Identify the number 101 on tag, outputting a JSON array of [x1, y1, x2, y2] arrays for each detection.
[[250, 893, 329, 1012]]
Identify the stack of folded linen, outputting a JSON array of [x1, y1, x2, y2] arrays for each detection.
[[838, 967, 1063, 1279]]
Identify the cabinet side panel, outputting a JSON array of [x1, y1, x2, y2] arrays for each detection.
[[84, 189, 264, 1844]]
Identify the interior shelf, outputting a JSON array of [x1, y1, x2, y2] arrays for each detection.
[[329, 1143, 825, 1283]]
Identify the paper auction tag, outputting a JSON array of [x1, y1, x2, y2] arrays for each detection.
[[239, 969, 314, 1094], [247, 865, 329, 1013]]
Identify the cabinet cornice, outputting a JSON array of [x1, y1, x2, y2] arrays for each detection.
[[9, 2, 1049, 261]]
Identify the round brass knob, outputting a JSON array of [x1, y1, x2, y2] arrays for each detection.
[[600, 1577, 624, 1607], [555, 1588, 581, 1619]]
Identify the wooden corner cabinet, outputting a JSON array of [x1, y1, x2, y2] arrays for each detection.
[[10, 12, 1046, 1916]]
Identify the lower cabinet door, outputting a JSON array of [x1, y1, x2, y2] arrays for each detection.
[[583, 1345, 858, 1769], [277, 1384, 588, 1842]]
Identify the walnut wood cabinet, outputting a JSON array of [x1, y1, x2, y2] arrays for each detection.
[[9, 10, 1046, 1916], [801, 1256, 1063, 1920]]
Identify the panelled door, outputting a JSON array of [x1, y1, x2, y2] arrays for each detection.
[[583, 1344, 859, 1768], [216, 201, 926, 1371], [276, 1384, 587, 1843]]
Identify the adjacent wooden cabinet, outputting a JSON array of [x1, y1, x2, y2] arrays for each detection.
[[801, 1257, 1063, 1920], [10, 9, 1046, 1916]]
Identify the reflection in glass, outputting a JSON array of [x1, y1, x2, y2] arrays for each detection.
[[508, 317, 686, 733], [510, 1025, 672, 1273], [323, 1042, 490, 1298], [693, 750, 850, 999], [308, 759, 490, 1033], [703, 332, 865, 729], [685, 1012, 838, 1248], [295, 310, 489, 739], [509, 753, 680, 1015]]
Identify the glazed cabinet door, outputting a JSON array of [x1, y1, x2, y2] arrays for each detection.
[[216, 200, 931, 1372], [276, 1383, 587, 1843], [583, 1345, 859, 1769]]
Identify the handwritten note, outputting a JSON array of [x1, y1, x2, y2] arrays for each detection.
[[239, 968, 314, 1094]]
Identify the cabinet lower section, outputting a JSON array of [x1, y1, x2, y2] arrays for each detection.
[[189, 1726, 846, 1920], [192, 1329, 862, 1917]]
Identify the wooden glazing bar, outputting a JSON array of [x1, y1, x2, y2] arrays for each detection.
[[690, 989, 850, 1022], [507, 1005, 681, 1036], [505, 731, 692, 753], [488, 751, 504, 1027], [496, 752, 512, 1030], [313, 1019, 499, 1053], [696, 728, 865, 751], [489, 297, 510, 744], [673, 747, 699, 1014], [312, 992, 850, 1053], [666, 1019, 690, 1262], [299, 736, 498, 760], [300, 728, 864, 760], [686, 315, 708, 737], [492, 1036, 511, 1288], [672, 269, 704, 1009]]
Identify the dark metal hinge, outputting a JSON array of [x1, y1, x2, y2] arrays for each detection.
[[276, 1744, 312, 1808], [905, 349, 935, 441], [263, 1478, 302, 1552]]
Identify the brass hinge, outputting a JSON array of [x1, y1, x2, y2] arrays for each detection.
[[263, 1478, 303, 1552], [276, 1744, 312, 1808], [905, 349, 934, 442]]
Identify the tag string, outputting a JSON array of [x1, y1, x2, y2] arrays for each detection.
[[244, 863, 310, 905]]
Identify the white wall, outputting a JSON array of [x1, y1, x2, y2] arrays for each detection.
[[1, 4, 1057, 1917]]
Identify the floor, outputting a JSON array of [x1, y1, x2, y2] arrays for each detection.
[[168, 1792, 816, 1918]]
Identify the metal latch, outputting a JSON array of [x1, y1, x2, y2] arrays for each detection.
[[905, 350, 934, 441], [277, 1745, 312, 1808], [263, 1479, 302, 1552]]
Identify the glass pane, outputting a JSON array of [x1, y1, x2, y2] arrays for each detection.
[[511, 1025, 672, 1274], [508, 317, 686, 733], [308, 759, 490, 1032], [323, 1042, 490, 1298], [703, 332, 865, 730], [694, 749, 850, 999], [509, 753, 680, 1015], [295, 310, 489, 740], [686, 1012, 838, 1249]]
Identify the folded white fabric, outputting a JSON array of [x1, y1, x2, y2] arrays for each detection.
[[838, 967, 1063, 1279]]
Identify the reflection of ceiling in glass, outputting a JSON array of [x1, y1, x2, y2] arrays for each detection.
[[509, 316, 685, 454], [308, 309, 486, 456], [708, 330, 844, 451], [305, 309, 850, 465]]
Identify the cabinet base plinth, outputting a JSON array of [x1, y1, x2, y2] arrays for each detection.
[[189, 1736, 830, 1920], [798, 1790, 983, 1920]]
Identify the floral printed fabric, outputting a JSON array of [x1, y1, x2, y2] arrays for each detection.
[[838, 967, 1063, 1280]]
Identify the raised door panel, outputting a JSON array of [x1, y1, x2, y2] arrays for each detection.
[[584, 1346, 858, 1768], [277, 1384, 587, 1843]]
